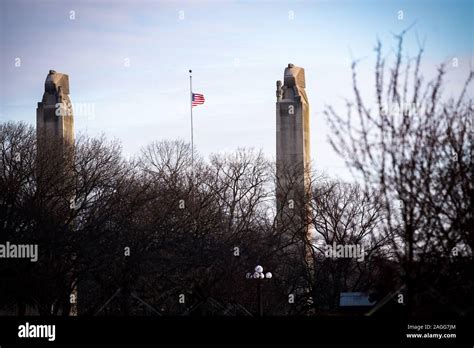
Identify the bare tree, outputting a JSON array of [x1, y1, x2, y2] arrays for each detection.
[[309, 181, 391, 312], [325, 32, 473, 314]]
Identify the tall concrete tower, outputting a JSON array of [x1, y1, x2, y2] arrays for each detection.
[[276, 63, 311, 213], [276, 64, 314, 300], [36, 70, 77, 316], [36, 70, 74, 146]]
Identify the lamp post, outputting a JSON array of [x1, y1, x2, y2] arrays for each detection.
[[246, 265, 272, 316]]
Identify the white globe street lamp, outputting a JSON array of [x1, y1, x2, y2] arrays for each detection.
[[246, 264, 273, 316]]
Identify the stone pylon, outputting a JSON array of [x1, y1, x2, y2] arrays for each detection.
[[276, 63, 311, 215], [36, 70, 77, 316], [275, 63, 313, 270], [36, 70, 74, 146]]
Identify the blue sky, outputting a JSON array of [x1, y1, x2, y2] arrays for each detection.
[[1, 0, 472, 179]]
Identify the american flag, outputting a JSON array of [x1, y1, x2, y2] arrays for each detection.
[[192, 93, 205, 107]]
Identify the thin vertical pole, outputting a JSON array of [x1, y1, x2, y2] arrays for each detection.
[[189, 69, 194, 170], [257, 282, 263, 316]]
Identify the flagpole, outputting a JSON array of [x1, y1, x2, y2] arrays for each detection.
[[189, 69, 194, 170]]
